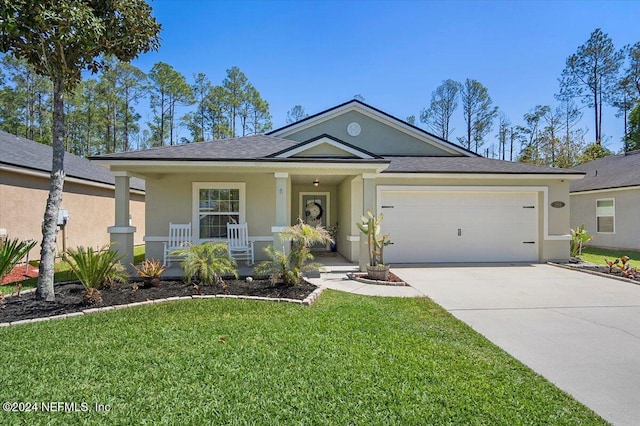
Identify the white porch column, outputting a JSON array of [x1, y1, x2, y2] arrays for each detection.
[[108, 171, 136, 270], [272, 172, 290, 253], [359, 173, 376, 271]]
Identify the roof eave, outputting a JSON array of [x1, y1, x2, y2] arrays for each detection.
[[381, 171, 586, 180]]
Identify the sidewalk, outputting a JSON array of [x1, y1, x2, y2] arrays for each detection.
[[307, 257, 424, 297]]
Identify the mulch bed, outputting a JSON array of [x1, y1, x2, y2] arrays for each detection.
[[1, 264, 39, 285], [552, 259, 640, 284], [0, 279, 317, 324], [347, 271, 408, 286], [565, 263, 640, 284]]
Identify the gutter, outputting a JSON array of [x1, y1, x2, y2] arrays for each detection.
[[0, 164, 145, 195]]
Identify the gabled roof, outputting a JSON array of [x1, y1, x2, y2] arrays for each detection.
[[570, 151, 640, 193], [90, 132, 583, 176], [0, 130, 145, 191], [267, 134, 382, 159], [92, 135, 299, 160], [267, 99, 480, 157]]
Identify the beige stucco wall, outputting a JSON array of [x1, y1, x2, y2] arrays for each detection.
[[0, 169, 145, 260], [144, 172, 277, 261], [571, 189, 640, 250], [139, 166, 573, 264]]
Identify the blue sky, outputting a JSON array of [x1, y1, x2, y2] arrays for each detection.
[[131, 0, 640, 154]]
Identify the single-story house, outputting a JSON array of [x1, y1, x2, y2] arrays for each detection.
[[91, 100, 584, 269], [0, 130, 146, 260], [570, 150, 640, 251]]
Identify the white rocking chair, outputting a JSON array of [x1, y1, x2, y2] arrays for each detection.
[[163, 222, 192, 267], [226, 223, 254, 265]]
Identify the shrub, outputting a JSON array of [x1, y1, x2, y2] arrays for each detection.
[[171, 243, 238, 286], [254, 220, 332, 286], [0, 238, 37, 283], [570, 225, 593, 258], [64, 245, 128, 305], [132, 259, 166, 287]]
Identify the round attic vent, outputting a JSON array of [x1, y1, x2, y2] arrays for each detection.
[[347, 122, 361, 137]]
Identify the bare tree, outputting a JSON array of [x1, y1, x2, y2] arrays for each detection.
[[560, 28, 624, 144], [286, 105, 308, 124], [420, 79, 461, 140], [457, 79, 498, 153]]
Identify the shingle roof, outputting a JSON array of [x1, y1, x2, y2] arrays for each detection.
[[92, 135, 298, 160], [90, 133, 584, 175], [383, 156, 584, 175], [570, 151, 640, 192], [266, 134, 383, 159], [0, 130, 145, 191]]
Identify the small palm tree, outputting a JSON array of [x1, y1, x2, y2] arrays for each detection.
[[171, 242, 238, 286], [254, 220, 332, 286], [64, 245, 128, 305], [0, 238, 37, 283]]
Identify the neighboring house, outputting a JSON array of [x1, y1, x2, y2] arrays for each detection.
[[570, 150, 640, 251], [92, 100, 583, 269], [0, 130, 145, 260]]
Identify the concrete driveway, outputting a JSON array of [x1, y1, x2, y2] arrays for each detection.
[[393, 264, 640, 426]]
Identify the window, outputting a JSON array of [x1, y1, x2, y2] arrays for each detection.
[[596, 199, 615, 233], [193, 183, 245, 240]]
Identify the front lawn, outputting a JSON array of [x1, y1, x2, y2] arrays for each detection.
[[579, 246, 640, 268], [0, 292, 605, 425]]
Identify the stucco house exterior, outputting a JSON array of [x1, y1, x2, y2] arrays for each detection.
[[92, 100, 583, 269], [570, 150, 640, 251], [0, 130, 146, 260]]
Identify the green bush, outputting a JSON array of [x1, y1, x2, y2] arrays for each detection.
[[570, 224, 593, 257], [254, 220, 332, 286], [64, 245, 128, 305], [171, 242, 238, 286], [0, 238, 37, 282]]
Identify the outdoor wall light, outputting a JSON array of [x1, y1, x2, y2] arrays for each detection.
[[313, 178, 319, 187]]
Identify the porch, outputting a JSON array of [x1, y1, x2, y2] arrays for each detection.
[[160, 251, 357, 279], [107, 167, 382, 273]]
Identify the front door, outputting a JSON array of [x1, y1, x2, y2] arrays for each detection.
[[300, 192, 330, 249]]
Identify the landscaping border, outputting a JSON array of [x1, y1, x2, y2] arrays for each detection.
[[346, 272, 408, 286], [548, 262, 640, 286], [0, 286, 326, 328]]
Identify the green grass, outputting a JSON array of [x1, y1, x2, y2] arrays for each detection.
[[579, 246, 640, 268], [1, 245, 146, 295], [0, 292, 605, 425]]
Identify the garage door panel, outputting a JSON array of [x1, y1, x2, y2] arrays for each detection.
[[381, 190, 538, 263]]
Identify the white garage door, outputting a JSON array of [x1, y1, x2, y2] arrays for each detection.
[[380, 190, 538, 263]]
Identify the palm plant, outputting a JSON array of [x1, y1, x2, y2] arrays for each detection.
[[570, 224, 593, 258], [131, 258, 166, 287], [171, 242, 238, 286], [254, 220, 332, 286], [64, 245, 128, 305], [0, 238, 37, 283]]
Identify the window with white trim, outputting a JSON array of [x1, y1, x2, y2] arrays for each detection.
[[596, 198, 615, 233], [193, 183, 245, 240]]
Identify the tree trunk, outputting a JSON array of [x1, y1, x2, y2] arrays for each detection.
[[159, 93, 165, 147], [598, 88, 603, 145], [594, 70, 600, 144], [124, 90, 129, 151], [36, 78, 65, 301], [169, 98, 175, 145]]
